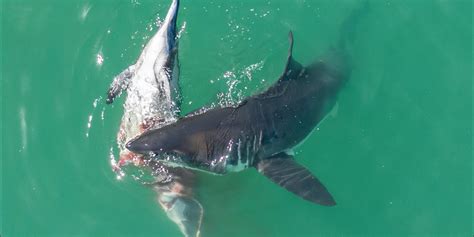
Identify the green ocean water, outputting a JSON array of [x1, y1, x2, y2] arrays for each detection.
[[1, 0, 472, 236]]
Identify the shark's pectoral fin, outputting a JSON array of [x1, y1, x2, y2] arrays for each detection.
[[256, 153, 336, 206], [106, 64, 136, 104]]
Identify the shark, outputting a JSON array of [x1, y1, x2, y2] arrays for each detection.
[[125, 0, 369, 206]]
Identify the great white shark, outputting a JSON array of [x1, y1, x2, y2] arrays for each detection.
[[125, 32, 351, 206], [125, 1, 369, 205], [106, 0, 203, 236]]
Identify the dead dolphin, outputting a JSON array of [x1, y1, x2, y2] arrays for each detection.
[[106, 0, 203, 236]]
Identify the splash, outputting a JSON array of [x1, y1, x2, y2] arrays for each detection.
[[177, 21, 187, 39], [109, 147, 125, 180], [96, 53, 104, 66], [155, 16, 164, 29], [242, 61, 264, 81], [216, 60, 265, 107], [85, 115, 93, 138], [221, 19, 252, 45], [112, 155, 165, 185]]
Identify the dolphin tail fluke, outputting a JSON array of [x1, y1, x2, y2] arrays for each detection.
[[161, 0, 180, 42], [162, 0, 180, 25], [157, 193, 203, 237], [256, 153, 336, 206], [152, 166, 203, 237]]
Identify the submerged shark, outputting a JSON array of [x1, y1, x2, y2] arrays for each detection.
[[126, 29, 354, 205], [106, 0, 203, 236]]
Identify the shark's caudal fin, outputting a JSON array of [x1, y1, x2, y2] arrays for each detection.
[[317, 2, 370, 85], [256, 153, 336, 206], [337, 0, 370, 50]]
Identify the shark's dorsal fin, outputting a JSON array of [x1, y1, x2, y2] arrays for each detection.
[[284, 31, 294, 72], [254, 31, 303, 100], [278, 31, 303, 83], [256, 152, 336, 206]]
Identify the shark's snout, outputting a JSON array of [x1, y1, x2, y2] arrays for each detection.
[[126, 138, 151, 154], [126, 129, 170, 155]]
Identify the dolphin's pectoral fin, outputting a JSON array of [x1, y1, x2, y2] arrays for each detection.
[[256, 153, 336, 206], [106, 65, 136, 104]]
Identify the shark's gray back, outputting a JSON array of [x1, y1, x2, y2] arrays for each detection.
[[127, 41, 351, 174]]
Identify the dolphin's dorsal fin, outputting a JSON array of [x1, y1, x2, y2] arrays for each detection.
[[256, 152, 336, 206]]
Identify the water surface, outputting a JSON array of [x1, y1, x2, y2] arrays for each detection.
[[2, 0, 472, 236]]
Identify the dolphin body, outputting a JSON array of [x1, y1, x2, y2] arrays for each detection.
[[106, 0, 203, 236], [126, 29, 353, 206]]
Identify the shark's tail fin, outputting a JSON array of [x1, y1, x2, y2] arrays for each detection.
[[337, 0, 370, 51]]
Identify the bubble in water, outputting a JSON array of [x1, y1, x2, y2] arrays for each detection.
[[215, 61, 265, 107]]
